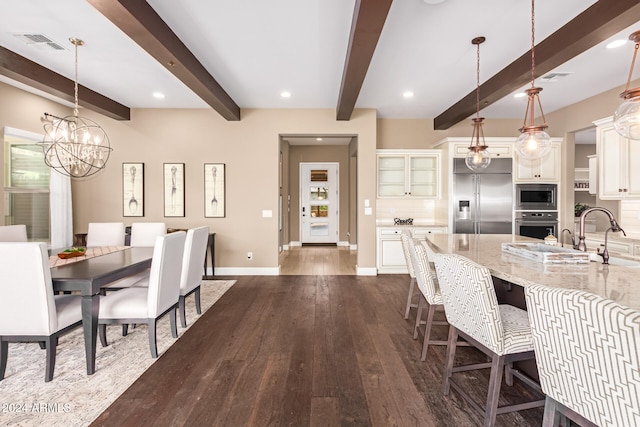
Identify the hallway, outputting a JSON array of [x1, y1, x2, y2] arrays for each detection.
[[279, 245, 357, 275]]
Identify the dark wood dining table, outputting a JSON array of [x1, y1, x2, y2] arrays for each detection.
[[49, 246, 154, 375]]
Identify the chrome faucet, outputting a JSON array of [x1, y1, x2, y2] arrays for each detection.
[[576, 207, 624, 252], [560, 228, 575, 248], [598, 226, 627, 264]]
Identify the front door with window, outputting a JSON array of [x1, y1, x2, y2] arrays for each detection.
[[300, 163, 338, 244]]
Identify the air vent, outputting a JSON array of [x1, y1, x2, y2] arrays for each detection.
[[13, 33, 65, 51], [540, 72, 572, 83]]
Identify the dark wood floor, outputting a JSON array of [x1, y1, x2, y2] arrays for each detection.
[[91, 275, 544, 427]]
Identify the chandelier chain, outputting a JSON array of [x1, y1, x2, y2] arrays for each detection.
[[73, 39, 79, 117], [476, 41, 481, 119], [625, 41, 639, 93], [530, 0, 536, 87]]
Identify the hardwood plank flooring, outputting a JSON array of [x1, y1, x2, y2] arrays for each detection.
[[91, 275, 544, 427], [280, 245, 357, 275]]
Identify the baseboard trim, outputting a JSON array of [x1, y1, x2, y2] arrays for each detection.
[[211, 267, 280, 276], [357, 267, 378, 276]]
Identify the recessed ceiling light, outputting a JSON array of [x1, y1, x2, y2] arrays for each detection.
[[513, 92, 527, 98], [280, 91, 291, 98], [606, 39, 627, 49], [423, 0, 446, 4], [152, 92, 165, 99], [403, 91, 414, 98], [316, 138, 323, 141]]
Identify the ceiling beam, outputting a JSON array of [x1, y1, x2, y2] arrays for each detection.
[[434, 0, 640, 130], [0, 46, 130, 121], [336, 0, 393, 121], [88, 0, 241, 121]]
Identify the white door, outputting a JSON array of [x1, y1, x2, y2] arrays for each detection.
[[300, 163, 339, 244]]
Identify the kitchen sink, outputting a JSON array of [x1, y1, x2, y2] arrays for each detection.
[[588, 252, 640, 267], [501, 243, 590, 264]]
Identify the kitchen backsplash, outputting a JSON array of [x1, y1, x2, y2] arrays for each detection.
[[376, 198, 437, 224], [620, 200, 640, 234]]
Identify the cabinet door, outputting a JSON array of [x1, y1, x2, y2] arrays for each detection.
[[598, 126, 625, 199], [378, 156, 406, 197], [538, 143, 560, 181], [515, 158, 538, 181], [408, 155, 437, 197], [626, 139, 640, 197]]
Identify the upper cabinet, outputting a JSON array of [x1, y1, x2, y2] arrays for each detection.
[[595, 117, 640, 199], [514, 141, 561, 183], [377, 150, 440, 198]]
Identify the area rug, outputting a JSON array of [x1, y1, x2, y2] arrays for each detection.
[[0, 280, 235, 427]]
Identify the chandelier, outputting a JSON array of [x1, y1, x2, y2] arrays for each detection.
[[465, 36, 490, 171], [613, 30, 640, 140], [514, 0, 551, 160], [40, 37, 111, 178]]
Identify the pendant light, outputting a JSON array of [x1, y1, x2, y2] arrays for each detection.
[[465, 36, 491, 171], [40, 37, 112, 178], [613, 30, 640, 140], [515, 0, 552, 160]]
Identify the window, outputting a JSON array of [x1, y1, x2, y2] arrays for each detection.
[[4, 128, 50, 242]]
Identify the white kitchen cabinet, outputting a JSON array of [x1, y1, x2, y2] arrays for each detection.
[[595, 117, 640, 199], [376, 226, 447, 274], [377, 150, 440, 198], [514, 141, 561, 182], [588, 155, 597, 195], [582, 235, 633, 256], [450, 141, 513, 158]]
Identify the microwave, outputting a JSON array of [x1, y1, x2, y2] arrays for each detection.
[[516, 183, 557, 210]]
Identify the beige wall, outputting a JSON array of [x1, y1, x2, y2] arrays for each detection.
[[0, 82, 378, 273]]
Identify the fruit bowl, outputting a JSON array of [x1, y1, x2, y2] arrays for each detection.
[[57, 247, 87, 259]]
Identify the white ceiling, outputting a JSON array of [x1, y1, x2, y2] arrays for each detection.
[[0, 0, 638, 123]]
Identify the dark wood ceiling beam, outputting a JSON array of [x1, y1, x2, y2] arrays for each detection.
[[336, 0, 393, 121], [434, 0, 640, 130], [88, 0, 241, 121], [0, 46, 130, 121]]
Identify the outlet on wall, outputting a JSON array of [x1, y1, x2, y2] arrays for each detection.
[[247, 252, 253, 260]]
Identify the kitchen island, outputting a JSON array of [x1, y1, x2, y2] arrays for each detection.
[[424, 233, 639, 310]]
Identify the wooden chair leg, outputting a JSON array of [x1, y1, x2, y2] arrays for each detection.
[[148, 320, 158, 358], [99, 324, 108, 347], [413, 295, 426, 339], [421, 304, 437, 361], [170, 308, 178, 339], [504, 361, 514, 386], [194, 287, 202, 314], [44, 336, 57, 382], [179, 296, 187, 328], [542, 396, 560, 427], [484, 354, 506, 427], [0, 339, 8, 381], [404, 277, 417, 319], [442, 326, 458, 395]]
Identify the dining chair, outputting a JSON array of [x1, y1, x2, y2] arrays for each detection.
[[0, 224, 28, 242], [0, 242, 83, 382], [98, 231, 185, 358], [86, 222, 126, 247], [400, 229, 418, 319], [525, 284, 640, 427], [129, 222, 167, 247], [178, 226, 210, 327], [433, 253, 544, 427]]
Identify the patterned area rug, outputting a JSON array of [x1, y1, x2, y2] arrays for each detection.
[[0, 280, 235, 426]]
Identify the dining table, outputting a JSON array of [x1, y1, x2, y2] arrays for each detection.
[[49, 246, 154, 375]]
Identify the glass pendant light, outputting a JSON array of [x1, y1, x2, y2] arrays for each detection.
[[515, 0, 552, 160], [465, 36, 491, 171], [614, 30, 640, 140]]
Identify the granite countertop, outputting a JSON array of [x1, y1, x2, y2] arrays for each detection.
[[425, 233, 639, 310]]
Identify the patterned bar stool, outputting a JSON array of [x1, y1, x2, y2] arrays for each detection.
[[408, 239, 449, 360], [433, 253, 544, 427], [400, 229, 418, 319], [525, 284, 640, 427]]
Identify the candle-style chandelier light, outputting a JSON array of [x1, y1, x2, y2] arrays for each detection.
[[40, 37, 112, 178], [514, 0, 552, 160], [465, 36, 491, 171]]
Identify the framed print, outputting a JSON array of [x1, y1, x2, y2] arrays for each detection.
[[205, 163, 225, 217], [164, 163, 185, 217], [123, 163, 144, 217]]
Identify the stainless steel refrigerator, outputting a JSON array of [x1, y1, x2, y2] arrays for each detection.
[[452, 157, 513, 234]]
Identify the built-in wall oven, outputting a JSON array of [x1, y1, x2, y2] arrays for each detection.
[[516, 183, 557, 211], [515, 211, 558, 239]]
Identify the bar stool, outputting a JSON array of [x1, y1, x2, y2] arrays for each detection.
[[433, 253, 544, 427], [400, 229, 418, 319], [525, 284, 640, 427]]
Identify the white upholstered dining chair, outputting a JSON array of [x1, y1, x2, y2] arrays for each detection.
[[525, 284, 640, 427], [98, 231, 185, 358], [0, 224, 28, 242], [433, 253, 544, 427], [400, 229, 419, 319], [130, 222, 167, 247], [86, 222, 126, 247], [178, 226, 210, 327], [0, 242, 83, 382]]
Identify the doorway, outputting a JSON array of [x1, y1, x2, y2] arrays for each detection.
[[300, 162, 339, 244]]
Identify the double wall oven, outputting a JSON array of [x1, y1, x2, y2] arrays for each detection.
[[514, 184, 558, 239]]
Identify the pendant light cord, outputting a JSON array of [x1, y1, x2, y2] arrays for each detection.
[[476, 41, 481, 120], [73, 40, 79, 118], [530, 0, 536, 88]]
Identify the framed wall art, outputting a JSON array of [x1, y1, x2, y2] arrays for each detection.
[[163, 163, 185, 217], [204, 163, 225, 217], [123, 162, 144, 217]]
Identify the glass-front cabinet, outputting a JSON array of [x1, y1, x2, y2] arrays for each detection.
[[377, 150, 440, 198]]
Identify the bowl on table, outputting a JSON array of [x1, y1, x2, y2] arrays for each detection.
[[57, 247, 87, 259]]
